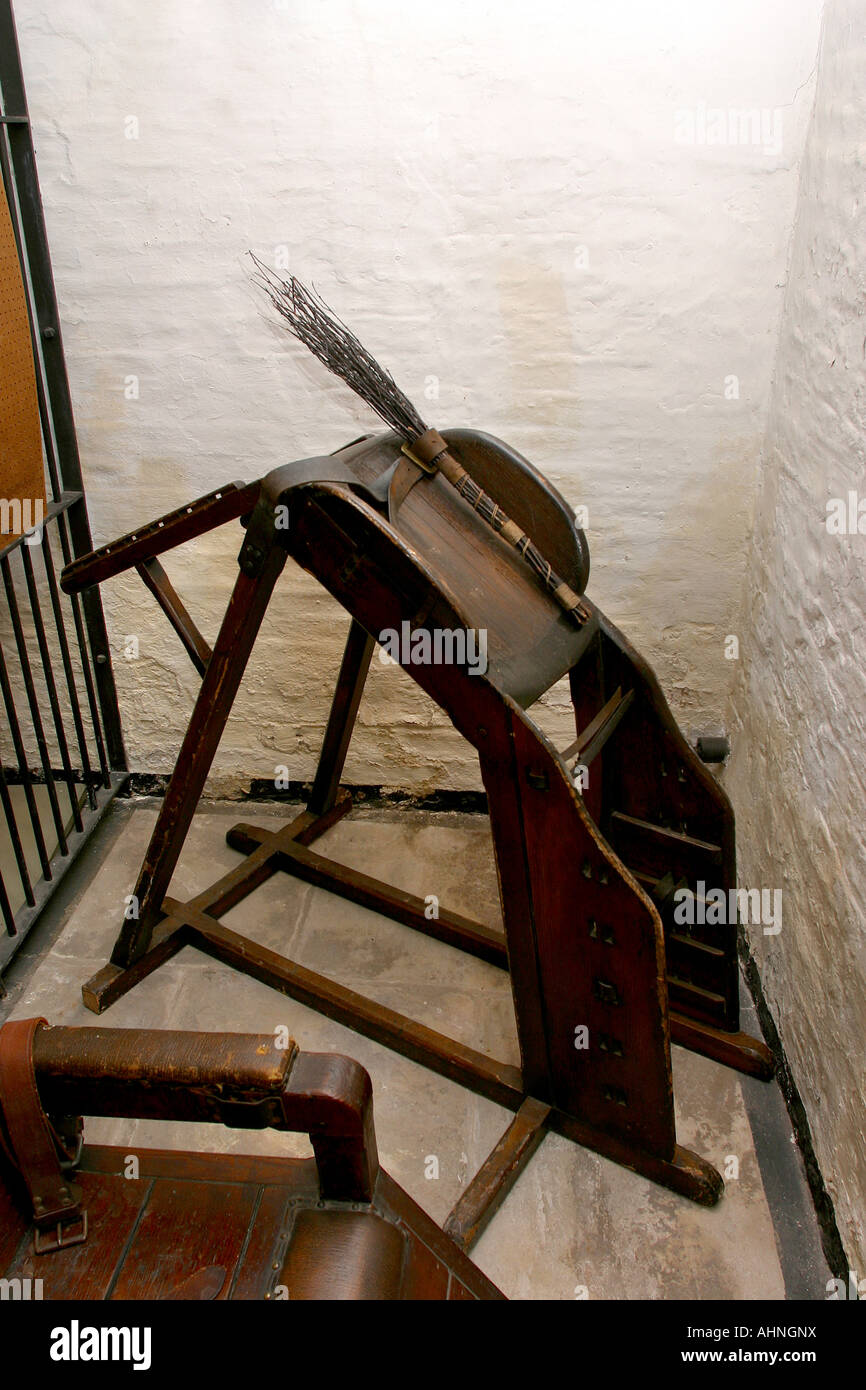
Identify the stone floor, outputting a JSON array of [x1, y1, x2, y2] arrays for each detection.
[[0, 798, 833, 1300]]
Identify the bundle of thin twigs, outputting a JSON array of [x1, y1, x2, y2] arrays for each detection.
[[250, 256, 588, 625]]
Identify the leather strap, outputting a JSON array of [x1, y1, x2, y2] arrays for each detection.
[[0, 1018, 83, 1236]]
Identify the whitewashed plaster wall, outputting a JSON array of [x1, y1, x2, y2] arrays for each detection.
[[13, 0, 823, 792], [726, 0, 866, 1275]]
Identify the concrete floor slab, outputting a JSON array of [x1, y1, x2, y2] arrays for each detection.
[[1, 798, 832, 1300]]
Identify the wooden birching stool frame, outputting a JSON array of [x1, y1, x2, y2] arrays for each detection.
[[61, 427, 773, 1247]]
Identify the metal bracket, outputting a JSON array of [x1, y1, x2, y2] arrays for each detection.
[[34, 1210, 88, 1255]]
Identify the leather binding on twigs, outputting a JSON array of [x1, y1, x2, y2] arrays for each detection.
[[0, 1017, 86, 1253]]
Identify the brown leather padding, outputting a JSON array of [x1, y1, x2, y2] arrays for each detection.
[[32, 1025, 296, 1093], [279, 1208, 406, 1300], [0, 169, 45, 539]]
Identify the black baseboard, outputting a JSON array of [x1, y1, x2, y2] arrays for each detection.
[[738, 932, 848, 1282], [122, 773, 489, 815]]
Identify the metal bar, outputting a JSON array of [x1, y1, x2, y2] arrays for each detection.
[[0, 491, 81, 563], [136, 556, 212, 676], [0, 746, 35, 910], [0, 864, 16, 936], [0, 557, 68, 853], [0, 774, 128, 974], [0, 94, 60, 503], [55, 511, 110, 787], [0, 641, 51, 878], [20, 543, 83, 831], [40, 527, 97, 808], [0, 9, 126, 767]]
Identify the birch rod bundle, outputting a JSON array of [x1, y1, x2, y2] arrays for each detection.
[[250, 257, 590, 626]]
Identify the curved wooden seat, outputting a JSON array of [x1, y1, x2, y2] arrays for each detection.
[[318, 426, 592, 707]]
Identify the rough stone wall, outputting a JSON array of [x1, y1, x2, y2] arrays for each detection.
[[11, 0, 821, 792], [725, 0, 866, 1275]]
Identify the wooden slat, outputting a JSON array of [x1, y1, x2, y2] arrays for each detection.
[[82, 798, 352, 1013], [5, 1171, 151, 1300], [669, 1014, 774, 1080], [226, 822, 508, 967], [561, 685, 634, 769], [308, 618, 375, 815], [136, 556, 212, 676], [444, 1097, 550, 1250], [171, 902, 525, 1111], [60, 481, 260, 593], [608, 810, 723, 881], [109, 1176, 258, 1300]]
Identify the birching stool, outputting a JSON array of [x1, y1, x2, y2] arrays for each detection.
[[60, 425, 774, 1245], [0, 1017, 503, 1299]]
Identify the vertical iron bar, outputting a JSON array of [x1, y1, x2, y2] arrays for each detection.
[[20, 542, 83, 830], [0, 747, 35, 911], [0, 5, 126, 767], [54, 511, 111, 788], [0, 863, 16, 937], [0, 641, 51, 878], [0, 556, 68, 854], [40, 527, 97, 807]]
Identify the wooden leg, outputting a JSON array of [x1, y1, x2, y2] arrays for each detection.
[[309, 619, 374, 816], [226, 822, 507, 966], [109, 543, 287, 968], [670, 1013, 774, 1080], [444, 1098, 551, 1250], [82, 797, 353, 1013]]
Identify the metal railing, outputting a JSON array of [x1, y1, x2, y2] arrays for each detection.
[[0, 0, 127, 972]]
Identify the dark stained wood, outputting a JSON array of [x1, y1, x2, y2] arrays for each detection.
[[227, 1183, 298, 1300], [550, 1112, 724, 1207], [109, 1177, 258, 1299], [170, 900, 526, 1111], [278, 1208, 406, 1300], [608, 810, 723, 880], [6, 1171, 151, 1300], [562, 685, 635, 770], [308, 618, 375, 815], [374, 1169, 507, 1301], [82, 918, 189, 1013], [60, 480, 261, 593], [136, 555, 212, 676], [0, 1159, 30, 1270], [395, 1220, 451, 1301], [506, 707, 678, 1160], [82, 796, 353, 1013], [111, 543, 288, 966], [226, 821, 508, 967], [670, 1014, 774, 1080], [444, 1097, 551, 1251], [1, 1030, 505, 1302], [72, 1143, 316, 1194], [594, 614, 740, 1031], [66, 420, 772, 1223]]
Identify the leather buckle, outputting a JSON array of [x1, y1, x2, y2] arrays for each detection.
[[400, 443, 438, 475], [34, 1210, 88, 1255]]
